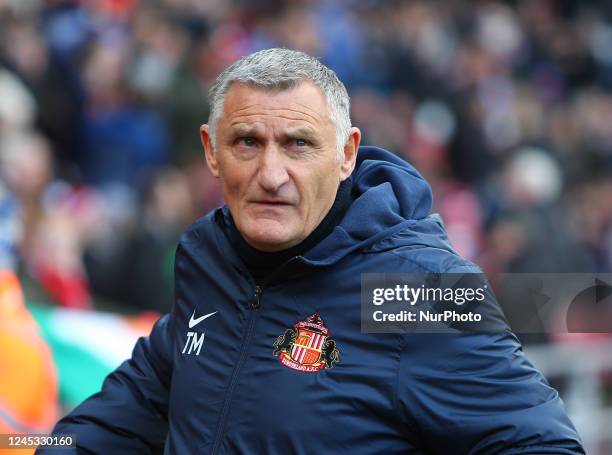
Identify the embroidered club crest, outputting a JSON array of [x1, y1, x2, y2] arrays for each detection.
[[273, 312, 340, 372]]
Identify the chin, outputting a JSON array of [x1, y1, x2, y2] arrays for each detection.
[[241, 221, 296, 251]]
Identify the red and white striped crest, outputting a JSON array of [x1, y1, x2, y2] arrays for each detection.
[[290, 328, 326, 365], [274, 311, 338, 373]]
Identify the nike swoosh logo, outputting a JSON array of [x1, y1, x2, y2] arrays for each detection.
[[189, 310, 217, 328]]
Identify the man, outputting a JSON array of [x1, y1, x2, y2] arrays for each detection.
[[40, 48, 584, 454]]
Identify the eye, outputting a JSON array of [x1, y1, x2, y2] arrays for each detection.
[[294, 138, 308, 147], [239, 137, 257, 147]]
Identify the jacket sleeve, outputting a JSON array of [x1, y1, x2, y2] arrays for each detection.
[[396, 331, 585, 454], [36, 313, 174, 454]]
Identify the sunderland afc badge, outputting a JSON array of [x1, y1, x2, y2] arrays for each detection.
[[273, 312, 339, 372]]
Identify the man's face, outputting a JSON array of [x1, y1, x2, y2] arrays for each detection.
[[201, 81, 359, 252]]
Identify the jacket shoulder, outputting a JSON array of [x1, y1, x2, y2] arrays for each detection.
[[363, 213, 481, 273], [371, 242, 482, 274], [178, 209, 222, 246]]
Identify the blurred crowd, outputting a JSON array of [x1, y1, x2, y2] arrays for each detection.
[[1, 0, 612, 314]]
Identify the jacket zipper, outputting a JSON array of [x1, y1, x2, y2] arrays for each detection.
[[252, 285, 262, 309], [209, 257, 299, 454]]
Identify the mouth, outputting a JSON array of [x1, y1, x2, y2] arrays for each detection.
[[251, 200, 293, 206]]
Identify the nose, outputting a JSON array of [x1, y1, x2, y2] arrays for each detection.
[[257, 146, 290, 193]]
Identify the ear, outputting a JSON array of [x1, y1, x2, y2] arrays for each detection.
[[339, 127, 361, 181], [200, 124, 219, 178]]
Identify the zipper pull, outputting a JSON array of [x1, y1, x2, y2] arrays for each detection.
[[252, 285, 262, 309]]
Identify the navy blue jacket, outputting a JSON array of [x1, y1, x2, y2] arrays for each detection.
[[41, 147, 584, 454]]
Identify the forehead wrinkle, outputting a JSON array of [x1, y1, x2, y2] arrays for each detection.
[[225, 102, 324, 124], [228, 113, 320, 131], [293, 99, 331, 119]]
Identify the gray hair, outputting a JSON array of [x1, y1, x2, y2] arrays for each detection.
[[208, 48, 351, 158]]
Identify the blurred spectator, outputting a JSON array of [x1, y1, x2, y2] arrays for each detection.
[[0, 181, 21, 271], [0, 132, 52, 248], [0, 0, 609, 311], [122, 167, 193, 312], [0, 67, 37, 134], [81, 42, 169, 185]]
